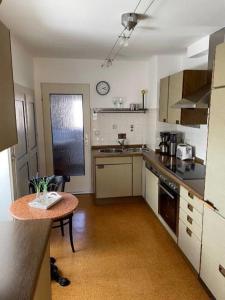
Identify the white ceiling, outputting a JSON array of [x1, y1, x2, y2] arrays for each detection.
[[0, 0, 225, 60]]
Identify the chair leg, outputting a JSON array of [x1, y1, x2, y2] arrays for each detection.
[[60, 220, 64, 236], [69, 215, 75, 253]]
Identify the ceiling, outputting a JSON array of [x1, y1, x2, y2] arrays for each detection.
[[0, 0, 225, 60]]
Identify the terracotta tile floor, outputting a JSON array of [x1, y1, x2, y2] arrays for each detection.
[[50, 195, 209, 300]]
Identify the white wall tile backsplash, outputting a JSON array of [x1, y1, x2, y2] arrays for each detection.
[[91, 112, 146, 146]]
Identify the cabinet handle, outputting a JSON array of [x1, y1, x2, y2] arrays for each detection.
[[219, 265, 225, 278], [188, 191, 194, 199], [97, 165, 104, 169], [187, 203, 193, 212], [186, 227, 192, 237], [187, 215, 193, 225], [163, 118, 167, 122], [205, 200, 218, 211], [176, 120, 180, 124]]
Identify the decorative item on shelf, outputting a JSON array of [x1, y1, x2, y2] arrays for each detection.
[[141, 89, 147, 109], [130, 103, 140, 111]]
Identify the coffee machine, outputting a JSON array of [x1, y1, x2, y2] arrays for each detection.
[[159, 131, 183, 156], [159, 132, 170, 154]]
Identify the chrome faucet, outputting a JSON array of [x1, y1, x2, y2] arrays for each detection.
[[118, 139, 126, 150]]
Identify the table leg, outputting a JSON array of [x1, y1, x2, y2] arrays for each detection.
[[69, 215, 75, 253], [60, 220, 64, 236]]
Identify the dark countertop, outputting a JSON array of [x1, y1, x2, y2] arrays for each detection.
[[92, 146, 205, 200], [143, 150, 205, 200], [0, 219, 51, 300]]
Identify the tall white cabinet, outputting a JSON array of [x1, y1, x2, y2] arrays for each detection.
[[200, 206, 225, 299]]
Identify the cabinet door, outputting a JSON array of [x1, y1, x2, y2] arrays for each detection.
[[200, 206, 225, 299], [145, 168, 158, 214], [168, 72, 183, 124], [0, 21, 17, 151], [178, 219, 201, 272], [205, 88, 225, 215], [159, 77, 169, 122], [213, 43, 225, 88], [132, 156, 142, 196], [96, 164, 132, 198]]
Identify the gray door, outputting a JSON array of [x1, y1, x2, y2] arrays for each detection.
[[11, 84, 38, 198]]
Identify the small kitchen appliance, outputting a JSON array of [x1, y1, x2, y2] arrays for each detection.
[[168, 132, 183, 157], [176, 144, 193, 160], [159, 132, 170, 154]]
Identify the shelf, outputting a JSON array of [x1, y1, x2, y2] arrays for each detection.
[[93, 108, 148, 113]]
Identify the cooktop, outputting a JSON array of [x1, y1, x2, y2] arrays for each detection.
[[165, 160, 206, 180]]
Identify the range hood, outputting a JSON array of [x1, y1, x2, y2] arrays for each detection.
[[173, 28, 225, 109], [172, 84, 211, 109]]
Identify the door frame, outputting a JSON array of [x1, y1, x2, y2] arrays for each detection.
[[41, 83, 91, 194]]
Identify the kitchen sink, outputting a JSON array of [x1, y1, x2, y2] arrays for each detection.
[[99, 148, 123, 153]]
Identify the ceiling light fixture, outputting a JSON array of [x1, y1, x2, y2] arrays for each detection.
[[101, 0, 158, 68]]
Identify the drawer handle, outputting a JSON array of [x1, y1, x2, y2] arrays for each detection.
[[188, 192, 194, 199], [186, 227, 192, 237], [219, 265, 225, 278], [187, 215, 193, 225], [163, 118, 167, 122], [97, 165, 104, 169], [187, 203, 193, 212]]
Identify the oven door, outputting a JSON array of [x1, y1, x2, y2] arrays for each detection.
[[158, 181, 179, 235]]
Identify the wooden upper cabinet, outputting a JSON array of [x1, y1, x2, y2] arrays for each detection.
[[212, 43, 225, 88], [159, 77, 169, 123], [159, 70, 209, 125], [168, 72, 183, 124], [0, 21, 17, 151]]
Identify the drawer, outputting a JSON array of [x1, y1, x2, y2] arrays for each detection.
[[180, 197, 203, 228], [180, 186, 203, 214], [179, 207, 202, 240], [178, 219, 201, 272], [96, 156, 132, 165]]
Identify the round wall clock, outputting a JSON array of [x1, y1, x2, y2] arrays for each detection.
[[96, 81, 110, 95]]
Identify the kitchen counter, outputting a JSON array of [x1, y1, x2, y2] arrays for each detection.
[[92, 147, 205, 200], [143, 150, 205, 200], [0, 219, 51, 300]]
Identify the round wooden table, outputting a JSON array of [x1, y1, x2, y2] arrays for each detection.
[[10, 192, 79, 252]]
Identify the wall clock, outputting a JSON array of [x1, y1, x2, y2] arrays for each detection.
[[96, 81, 110, 95]]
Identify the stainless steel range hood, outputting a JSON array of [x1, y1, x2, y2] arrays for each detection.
[[172, 84, 211, 109], [173, 28, 225, 109]]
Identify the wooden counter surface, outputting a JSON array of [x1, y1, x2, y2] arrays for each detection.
[[0, 219, 51, 300]]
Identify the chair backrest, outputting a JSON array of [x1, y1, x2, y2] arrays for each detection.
[[29, 175, 70, 193]]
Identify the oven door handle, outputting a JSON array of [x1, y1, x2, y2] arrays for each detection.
[[159, 184, 175, 199]]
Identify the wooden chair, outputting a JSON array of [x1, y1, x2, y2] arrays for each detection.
[[29, 175, 75, 252]]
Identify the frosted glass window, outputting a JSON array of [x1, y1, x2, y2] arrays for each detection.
[[50, 94, 85, 176]]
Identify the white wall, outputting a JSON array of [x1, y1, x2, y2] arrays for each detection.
[[146, 53, 209, 162], [11, 35, 34, 88], [33, 58, 149, 175]]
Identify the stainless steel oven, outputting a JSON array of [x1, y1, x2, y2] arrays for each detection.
[[158, 175, 179, 235]]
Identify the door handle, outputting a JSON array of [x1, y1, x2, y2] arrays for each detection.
[[186, 227, 192, 237], [85, 134, 88, 145], [188, 191, 194, 199], [187, 203, 193, 212], [205, 200, 218, 211], [187, 215, 193, 225], [97, 165, 104, 169], [159, 184, 175, 199], [219, 265, 225, 278]]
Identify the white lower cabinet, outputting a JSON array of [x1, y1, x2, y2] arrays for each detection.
[[178, 219, 201, 272], [200, 206, 225, 300], [95, 157, 132, 198], [178, 186, 203, 272], [145, 167, 158, 215]]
